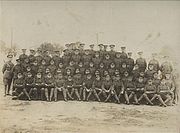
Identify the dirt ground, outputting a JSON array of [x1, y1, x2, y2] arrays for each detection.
[[0, 85, 179, 133]]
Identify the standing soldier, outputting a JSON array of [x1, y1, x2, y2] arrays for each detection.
[[79, 43, 85, 56], [12, 59, 22, 82], [92, 51, 102, 68], [114, 52, 123, 69], [2, 54, 14, 96], [148, 53, 160, 72], [108, 62, 116, 77], [71, 49, 81, 65], [43, 50, 51, 66], [98, 44, 104, 59], [126, 52, 134, 73], [108, 44, 116, 59], [89, 44, 95, 57], [103, 53, 111, 69], [35, 48, 43, 65], [31, 60, 39, 76], [28, 49, 36, 65], [103, 44, 108, 53], [52, 50, 62, 67], [62, 49, 71, 67], [19, 49, 28, 64], [82, 49, 92, 67], [47, 59, 57, 75], [145, 64, 156, 80], [160, 55, 173, 77], [136, 51, 147, 72], [120, 46, 128, 60], [38, 59, 47, 76]]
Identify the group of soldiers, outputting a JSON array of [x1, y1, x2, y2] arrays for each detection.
[[2, 43, 177, 107]]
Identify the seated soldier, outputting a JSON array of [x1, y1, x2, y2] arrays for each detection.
[[78, 61, 85, 75], [114, 52, 123, 69], [68, 60, 76, 74], [105, 74, 121, 104], [12, 72, 26, 100], [132, 64, 140, 81], [138, 79, 156, 105], [99, 74, 113, 101], [103, 53, 111, 69], [54, 72, 73, 102], [64, 67, 73, 80], [98, 62, 105, 76], [39, 59, 47, 76], [122, 71, 135, 104], [151, 79, 173, 107], [92, 51, 101, 68], [44, 72, 55, 102], [83, 49, 92, 67], [64, 76, 76, 100], [89, 61, 96, 75], [72, 68, 83, 100], [24, 72, 34, 100], [120, 62, 128, 76], [33, 72, 45, 100], [83, 74, 100, 102]]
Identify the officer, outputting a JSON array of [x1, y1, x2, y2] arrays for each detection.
[[2, 54, 14, 96], [35, 48, 43, 65], [43, 50, 51, 66], [145, 64, 156, 79], [12, 58, 22, 81], [120, 46, 128, 59], [103, 44, 108, 53], [103, 53, 111, 69], [52, 50, 62, 67], [108, 44, 116, 58], [31, 60, 39, 76], [108, 62, 116, 77], [135, 51, 147, 72], [47, 59, 56, 75], [79, 43, 85, 56], [28, 48, 36, 65], [148, 53, 160, 72], [126, 52, 134, 73], [19, 49, 28, 64]]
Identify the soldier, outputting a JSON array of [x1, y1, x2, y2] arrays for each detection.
[[160, 56, 173, 77], [99, 74, 113, 101], [79, 43, 85, 56], [82, 49, 92, 67], [103, 44, 108, 54], [98, 62, 105, 76], [57, 61, 65, 76], [54, 72, 73, 101], [145, 64, 156, 80], [114, 52, 123, 69], [103, 53, 111, 69], [64, 76, 75, 100], [135, 52, 147, 72], [148, 53, 160, 72], [78, 61, 85, 75], [28, 49, 36, 65], [151, 79, 173, 107], [98, 44, 104, 59], [132, 64, 140, 82], [108, 44, 116, 58], [83, 74, 100, 101], [24, 72, 34, 100], [120, 46, 128, 59], [22, 58, 30, 71], [89, 61, 96, 75], [47, 59, 56, 75], [108, 62, 116, 77], [64, 67, 73, 80], [38, 59, 47, 76], [23, 65, 33, 78], [33, 72, 45, 100], [68, 60, 76, 74], [126, 52, 134, 73], [152, 72, 161, 88], [31, 60, 39, 76], [12, 59, 22, 81], [122, 71, 135, 104], [138, 79, 155, 105], [120, 62, 128, 76], [2, 54, 14, 96], [44, 72, 55, 101], [43, 50, 51, 66], [72, 68, 83, 100], [52, 50, 62, 67], [71, 49, 81, 65], [89, 44, 95, 57], [35, 48, 43, 65], [92, 51, 102, 68], [12, 72, 25, 100], [92, 75, 103, 100], [19, 49, 28, 64], [105, 74, 121, 103], [62, 49, 71, 67]]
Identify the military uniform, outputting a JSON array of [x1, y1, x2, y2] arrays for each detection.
[[12, 59, 23, 80], [82, 49, 92, 67], [62, 49, 71, 67], [34, 73, 45, 100], [28, 49, 36, 64], [108, 44, 116, 58], [92, 52, 102, 68], [114, 52, 124, 69], [160, 61, 173, 75], [126, 52, 134, 72], [19, 50, 28, 64], [52, 50, 62, 67], [135, 52, 147, 72], [71, 49, 81, 64], [120, 47, 128, 59]]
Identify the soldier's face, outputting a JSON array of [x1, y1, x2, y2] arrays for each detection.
[[28, 74, 32, 77], [59, 63, 63, 68], [105, 55, 110, 59], [89, 63, 94, 67], [67, 70, 71, 75], [116, 54, 120, 58], [110, 47, 114, 51], [165, 74, 171, 79], [106, 75, 110, 80], [153, 73, 158, 79], [47, 74, 52, 78], [22, 50, 26, 54], [78, 63, 83, 67], [69, 61, 74, 66], [148, 80, 152, 85], [139, 78, 143, 83], [95, 54, 99, 57], [27, 67, 31, 71], [161, 80, 166, 85], [149, 65, 153, 70], [42, 60, 46, 65], [96, 76, 100, 80], [115, 70, 119, 75], [50, 60, 54, 65], [100, 64, 104, 68], [37, 74, 42, 78], [34, 62, 38, 66], [75, 69, 80, 73], [122, 64, 126, 68], [46, 69, 50, 73], [85, 70, 90, 74], [124, 73, 128, 77], [58, 74, 63, 79], [110, 64, 115, 68], [87, 75, 92, 79], [18, 74, 22, 78]]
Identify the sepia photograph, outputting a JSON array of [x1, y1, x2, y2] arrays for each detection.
[[0, 1, 179, 133]]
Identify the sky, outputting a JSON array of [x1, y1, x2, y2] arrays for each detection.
[[0, 1, 180, 58]]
